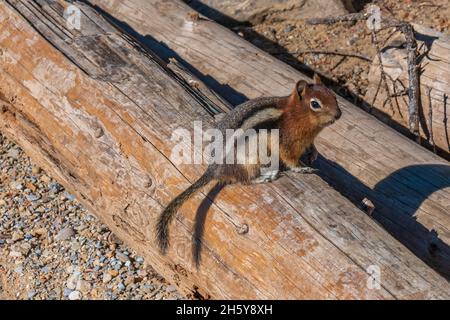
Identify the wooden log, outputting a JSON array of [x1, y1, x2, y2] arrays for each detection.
[[1, 0, 449, 299], [364, 25, 450, 156], [88, 0, 450, 279]]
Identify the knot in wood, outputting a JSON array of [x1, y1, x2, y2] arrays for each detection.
[[236, 223, 249, 235], [94, 127, 104, 138]]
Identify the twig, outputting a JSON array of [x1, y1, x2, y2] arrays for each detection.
[[370, 75, 383, 112], [293, 49, 372, 61], [401, 23, 420, 138], [426, 86, 436, 153], [390, 89, 408, 97], [371, 29, 394, 114], [393, 78, 410, 108]]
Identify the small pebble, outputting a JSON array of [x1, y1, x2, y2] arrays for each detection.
[[63, 288, 73, 297], [166, 285, 177, 293], [102, 273, 112, 284], [55, 227, 75, 241], [117, 282, 126, 291], [68, 290, 82, 300], [27, 290, 37, 299], [284, 24, 294, 33]]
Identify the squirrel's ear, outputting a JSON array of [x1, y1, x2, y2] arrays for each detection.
[[313, 73, 322, 85], [295, 80, 308, 99], [288, 80, 307, 106]]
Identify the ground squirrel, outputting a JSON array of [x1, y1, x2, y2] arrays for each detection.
[[156, 74, 341, 254]]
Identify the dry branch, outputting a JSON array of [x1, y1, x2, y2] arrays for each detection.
[[293, 49, 372, 61], [426, 86, 436, 153]]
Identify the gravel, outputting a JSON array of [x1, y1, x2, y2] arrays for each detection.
[[0, 133, 185, 300]]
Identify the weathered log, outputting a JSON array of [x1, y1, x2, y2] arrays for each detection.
[[88, 0, 450, 279], [364, 25, 450, 156], [1, 0, 449, 299]]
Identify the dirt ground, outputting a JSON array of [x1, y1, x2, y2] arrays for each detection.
[[233, 0, 449, 101]]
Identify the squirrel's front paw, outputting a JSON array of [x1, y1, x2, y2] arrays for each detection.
[[305, 145, 318, 166]]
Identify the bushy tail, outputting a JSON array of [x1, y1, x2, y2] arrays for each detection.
[[156, 171, 213, 254]]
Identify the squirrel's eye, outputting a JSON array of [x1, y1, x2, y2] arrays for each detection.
[[310, 99, 322, 111]]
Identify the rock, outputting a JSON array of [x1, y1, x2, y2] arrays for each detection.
[[115, 251, 129, 263], [71, 241, 81, 251], [63, 288, 73, 297], [135, 257, 144, 264], [26, 193, 41, 202], [76, 280, 91, 293], [25, 182, 37, 192], [19, 242, 31, 256], [137, 270, 147, 277], [117, 282, 126, 291], [13, 182, 24, 190], [284, 24, 294, 33], [7, 148, 20, 159], [9, 250, 23, 258], [108, 269, 119, 277], [40, 175, 51, 184], [48, 182, 64, 194], [27, 290, 37, 299], [66, 274, 79, 290], [31, 166, 41, 174], [347, 35, 359, 46], [14, 266, 24, 274], [11, 231, 24, 242], [68, 290, 82, 300], [166, 284, 177, 293], [102, 273, 112, 284], [55, 227, 75, 241], [0, 199, 6, 206], [63, 191, 75, 201], [124, 275, 135, 286], [33, 228, 48, 237]]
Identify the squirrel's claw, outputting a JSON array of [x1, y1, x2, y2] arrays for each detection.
[[290, 166, 319, 174]]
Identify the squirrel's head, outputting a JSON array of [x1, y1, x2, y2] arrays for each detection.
[[287, 74, 342, 128]]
